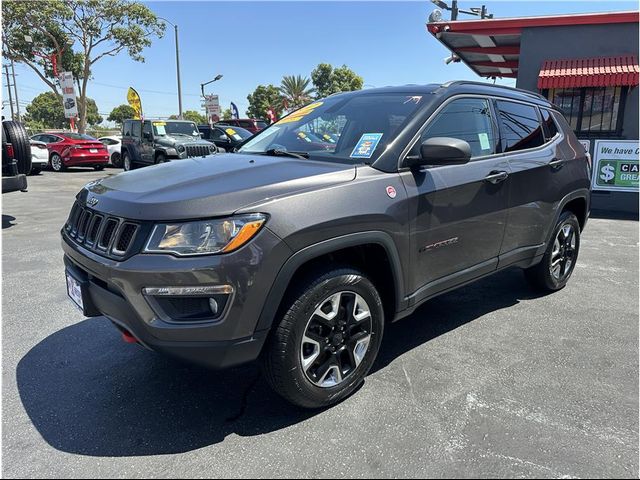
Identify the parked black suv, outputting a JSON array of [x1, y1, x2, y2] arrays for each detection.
[[120, 119, 217, 170], [198, 124, 254, 152], [62, 82, 590, 408]]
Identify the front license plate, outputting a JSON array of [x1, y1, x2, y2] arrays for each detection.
[[90, 148, 98, 153], [66, 272, 84, 311]]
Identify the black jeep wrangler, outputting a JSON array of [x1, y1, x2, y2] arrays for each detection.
[[2, 120, 31, 194], [120, 119, 218, 171]]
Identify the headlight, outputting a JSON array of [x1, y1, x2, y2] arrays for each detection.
[[144, 214, 267, 256], [177, 145, 186, 153], [209, 145, 216, 153]]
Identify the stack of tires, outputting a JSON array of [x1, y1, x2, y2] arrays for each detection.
[[2, 121, 32, 193]]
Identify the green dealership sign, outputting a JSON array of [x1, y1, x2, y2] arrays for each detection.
[[592, 140, 639, 193]]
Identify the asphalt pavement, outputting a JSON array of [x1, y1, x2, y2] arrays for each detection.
[[2, 168, 638, 478]]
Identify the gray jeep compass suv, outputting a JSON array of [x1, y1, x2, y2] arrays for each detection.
[[62, 82, 590, 408]]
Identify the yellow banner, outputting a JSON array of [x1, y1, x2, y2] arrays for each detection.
[[127, 87, 142, 120]]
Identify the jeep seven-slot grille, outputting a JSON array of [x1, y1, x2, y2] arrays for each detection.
[[186, 145, 209, 157], [64, 201, 139, 258]]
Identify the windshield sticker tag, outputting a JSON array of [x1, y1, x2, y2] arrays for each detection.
[[277, 102, 324, 125], [350, 133, 383, 158], [225, 128, 237, 136], [153, 121, 166, 126], [478, 132, 490, 150]]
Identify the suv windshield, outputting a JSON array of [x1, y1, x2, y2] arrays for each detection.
[[238, 93, 426, 164], [152, 121, 200, 137]]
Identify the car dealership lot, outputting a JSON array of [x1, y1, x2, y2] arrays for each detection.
[[2, 169, 638, 478]]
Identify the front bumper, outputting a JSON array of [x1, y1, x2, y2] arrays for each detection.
[[62, 226, 292, 369]]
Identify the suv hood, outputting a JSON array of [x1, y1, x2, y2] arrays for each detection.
[[155, 134, 211, 147], [81, 153, 356, 220]]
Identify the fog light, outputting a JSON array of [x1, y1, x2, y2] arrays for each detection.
[[209, 298, 219, 315], [142, 285, 233, 323]]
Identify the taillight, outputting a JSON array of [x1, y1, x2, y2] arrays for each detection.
[[6, 144, 14, 158]]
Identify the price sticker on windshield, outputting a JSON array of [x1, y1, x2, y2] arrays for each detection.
[[277, 102, 323, 124], [350, 133, 383, 159], [153, 122, 166, 126]]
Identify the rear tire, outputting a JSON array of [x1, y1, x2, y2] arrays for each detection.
[[122, 150, 134, 171], [50, 153, 65, 172], [524, 211, 580, 292], [111, 152, 122, 168], [262, 266, 384, 409], [2, 121, 31, 174], [29, 166, 41, 176]]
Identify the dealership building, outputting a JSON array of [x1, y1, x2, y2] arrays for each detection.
[[427, 10, 639, 214]]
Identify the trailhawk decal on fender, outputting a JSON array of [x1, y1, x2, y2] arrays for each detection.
[[419, 237, 459, 253]]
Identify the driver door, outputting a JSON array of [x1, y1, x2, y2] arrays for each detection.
[[141, 121, 154, 164], [400, 97, 510, 300]]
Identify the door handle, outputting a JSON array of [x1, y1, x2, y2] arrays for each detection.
[[485, 170, 509, 184], [548, 158, 565, 169]]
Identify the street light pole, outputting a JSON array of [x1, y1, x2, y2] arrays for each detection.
[[10, 60, 20, 122], [159, 18, 183, 119]]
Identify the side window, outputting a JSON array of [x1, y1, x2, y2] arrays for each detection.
[[239, 121, 252, 129], [49, 135, 63, 143], [417, 97, 497, 158], [142, 122, 152, 139], [496, 100, 545, 152], [123, 121, 131, 137], [31, 134, 43, 142], [212, 128, 229, 141], [540, 108, 558, 140]]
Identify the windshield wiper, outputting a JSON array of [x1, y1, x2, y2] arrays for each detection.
[[263, 149, 309, 160]]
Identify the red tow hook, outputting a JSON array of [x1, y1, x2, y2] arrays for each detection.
[[121, 330, 138, 344]]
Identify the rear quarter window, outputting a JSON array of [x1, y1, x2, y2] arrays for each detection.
[[540, 108, 559, 140]]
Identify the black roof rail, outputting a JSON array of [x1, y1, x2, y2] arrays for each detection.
[[442, 80, 548, 102]]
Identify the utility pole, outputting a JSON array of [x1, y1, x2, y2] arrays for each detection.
[[174, 24, 183, 119], [4, 64, 15, 119], [10, 60, 20, 122]]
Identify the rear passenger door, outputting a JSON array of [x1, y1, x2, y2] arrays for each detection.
[[401, 96, 510, 299], [494, 100, 562, 265]]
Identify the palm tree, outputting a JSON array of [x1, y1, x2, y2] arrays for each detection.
[[279, 75, 315, 110]]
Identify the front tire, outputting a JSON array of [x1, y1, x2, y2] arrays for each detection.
[[50, 153, 65, 172], [262, 267, 384, 409], [525, 210, 580, 292], [155, 153, 167, 164]]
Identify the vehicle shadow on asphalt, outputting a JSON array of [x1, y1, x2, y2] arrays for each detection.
[[16, 268, 544, 457], [2, 214, 16, 229]]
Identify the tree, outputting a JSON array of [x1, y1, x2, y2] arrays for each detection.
[[279, 75, 315, 109], [107, 104, 136, 125], [311, 63, 364, 99], [169, 110, 207, 124], [246, 84, 283, 120], [24, 91, 102, 129], [222, 108, 233, 120], [2, 0, 165, 134]]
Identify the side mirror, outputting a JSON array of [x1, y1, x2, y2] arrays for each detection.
[[404, 137, 471, 168], [143, 131, 152, 140], [199, 132, 205, 138]]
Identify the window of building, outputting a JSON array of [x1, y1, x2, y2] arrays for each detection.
[[544, 86, 626, 137], [495, 100, 545, 153]]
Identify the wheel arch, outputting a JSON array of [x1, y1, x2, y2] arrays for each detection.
[[255, 231, 406, 333]]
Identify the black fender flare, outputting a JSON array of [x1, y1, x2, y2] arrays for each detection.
[[255, 231, 406, 332], [544, 188, 591, 248]]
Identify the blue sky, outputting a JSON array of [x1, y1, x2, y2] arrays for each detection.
[[7, 0, 637, 125]]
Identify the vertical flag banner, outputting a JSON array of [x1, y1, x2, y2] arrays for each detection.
[[231, 102, 239, 119], [59, 72, 78, 119], [127, 87, 143, 120]]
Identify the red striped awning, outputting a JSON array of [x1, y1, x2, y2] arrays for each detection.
[[538, 55, 639, 89]]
